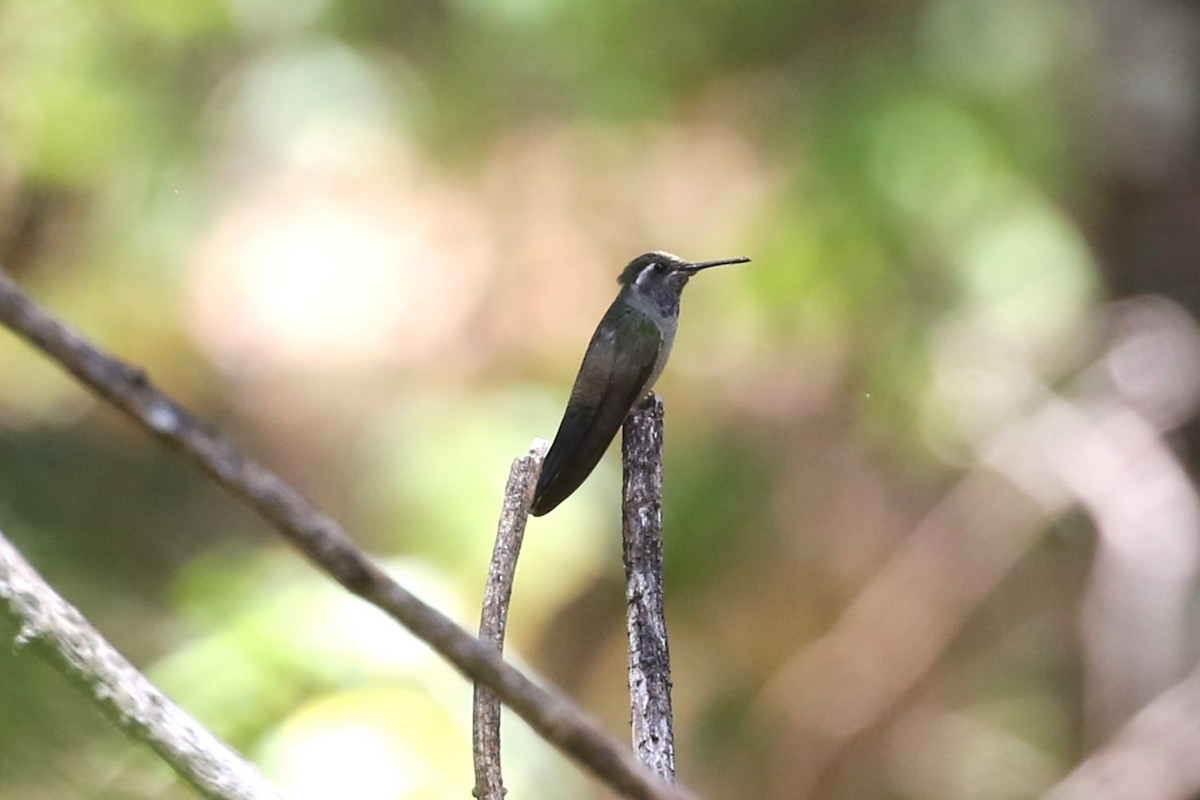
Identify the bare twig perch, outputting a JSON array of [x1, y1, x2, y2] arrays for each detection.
[[0, 529, 284, 800], [0, 269, 694, 800], [473, 438, 549, 800], [622, 395, 676, 781]]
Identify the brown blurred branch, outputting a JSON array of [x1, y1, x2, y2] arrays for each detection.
[[1043, 665, 1200, 800], [0, 529, 284, 800], [762, 298, 1200, 796], [473, 438, 548, 800], [622, 394, 676, 782], [764, 461, 1056, 795], [0, 268, 695, 800]]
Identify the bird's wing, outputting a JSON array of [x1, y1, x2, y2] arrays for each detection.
[[530, 308, 661, 516]]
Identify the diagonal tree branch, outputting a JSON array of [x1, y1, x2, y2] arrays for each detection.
[[0, 528, 284, 800], [0, 268, 695, 800]]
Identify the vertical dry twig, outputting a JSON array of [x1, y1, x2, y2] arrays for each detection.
[[0, 529, 284, 800], [622, 394, 676, 782], [473, 438, 549, 800]]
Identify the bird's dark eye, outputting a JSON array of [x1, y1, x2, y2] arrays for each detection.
[[652, 262, 665, 273]]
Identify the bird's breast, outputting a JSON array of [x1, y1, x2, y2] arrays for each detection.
[[644, 319, 677, 393]]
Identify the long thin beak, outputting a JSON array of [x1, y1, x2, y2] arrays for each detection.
[[682, 256, 751, 273]]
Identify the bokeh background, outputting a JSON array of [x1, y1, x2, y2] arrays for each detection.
[[3, 0, 1200, 798]]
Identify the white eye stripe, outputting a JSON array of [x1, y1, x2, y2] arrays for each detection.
[[635, 263, 658, 285]]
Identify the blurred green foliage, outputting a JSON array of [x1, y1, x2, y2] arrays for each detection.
[[0, 0, 1190, 798]]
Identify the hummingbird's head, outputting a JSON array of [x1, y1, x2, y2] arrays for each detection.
[[617, 252, 749, 299]]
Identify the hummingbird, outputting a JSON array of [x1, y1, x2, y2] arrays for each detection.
[[530, 251, 750, 516]]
